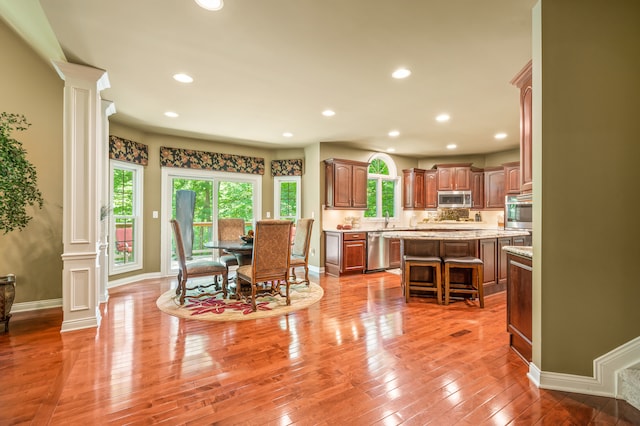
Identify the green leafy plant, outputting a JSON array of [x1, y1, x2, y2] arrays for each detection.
[[0, 112, 44, 234]]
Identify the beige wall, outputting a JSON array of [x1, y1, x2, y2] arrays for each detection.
[[0, 19, 64, 303], [536, 0, 640, 375]]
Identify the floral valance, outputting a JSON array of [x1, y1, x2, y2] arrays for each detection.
[[271, 159, 303, 176], [160, 146, 265, 175], [109, 135, 148, 166]]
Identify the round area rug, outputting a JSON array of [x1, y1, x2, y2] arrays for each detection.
[[156, 282, 324, 321]]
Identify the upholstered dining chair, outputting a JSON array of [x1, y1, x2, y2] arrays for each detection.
[[171, 219, 228, 305], [236, 220, 292, 312], [290, 218, 314, 285], [217, 218, 246, 268]]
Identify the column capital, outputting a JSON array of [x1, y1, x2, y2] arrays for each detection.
[[52, 61, 110, 91]]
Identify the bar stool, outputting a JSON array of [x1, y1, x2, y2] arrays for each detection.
[[403, 255, 442, 303], [443, 257, 484, 308]]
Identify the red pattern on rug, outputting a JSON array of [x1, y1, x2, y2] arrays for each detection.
[[184, 298, 272, 315]]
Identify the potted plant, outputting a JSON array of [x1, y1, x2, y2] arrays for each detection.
[[0, 112, 44, 332]]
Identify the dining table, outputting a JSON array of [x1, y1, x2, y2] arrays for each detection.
[[203, 240, 253, 266]]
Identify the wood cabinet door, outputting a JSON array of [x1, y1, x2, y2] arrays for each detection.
[[343, 240, 366, 273], [324, 232, 341, 277], [454, 167, 471, 190], [471, 171, 484, 209], [507, 254, 533, 362], [504, 163, 521, 194], [402, 169, 425, 209], [498, 237, 512, 285], [479, 238, 497, 286], [436, 167, 453, 190], [333, 163, 352, 208], [521, 85, 533, 193], [351, 164, 368, 208], [425, 170, 438, 209], [484, 169, 505, 209], [389, 238, 401, 268]]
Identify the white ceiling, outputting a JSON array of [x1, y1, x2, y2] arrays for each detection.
[[35, 0, 535, 157]]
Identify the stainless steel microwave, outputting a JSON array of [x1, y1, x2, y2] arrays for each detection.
[[505, 195, 533, 229], [437, 191, 472, 208]]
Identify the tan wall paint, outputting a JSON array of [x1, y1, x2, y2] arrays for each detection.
[[538, 0, 640, 375], [0, 19, 64, 303]]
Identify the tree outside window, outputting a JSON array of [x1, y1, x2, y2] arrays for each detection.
[[365, 155, 398, 219]]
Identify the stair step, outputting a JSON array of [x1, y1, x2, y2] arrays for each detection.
[[619, 367, 640, 411]]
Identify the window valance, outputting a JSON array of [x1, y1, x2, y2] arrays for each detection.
[[160, 146, 265, 175], [109, 135, 149, 166], [271, 159, 303, 176]]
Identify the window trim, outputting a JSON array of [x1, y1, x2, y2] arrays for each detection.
[[274, 175, 301, 221], [109, 160, 144, 275]]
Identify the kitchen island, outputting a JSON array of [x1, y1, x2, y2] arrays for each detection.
[[382, 229, 530, 296], [503, 245, 533, 363]]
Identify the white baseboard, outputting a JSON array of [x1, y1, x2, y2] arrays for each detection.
[[11, 298, 62, 313], [528, 336, 640, 399], [107, 272, 163, 289]]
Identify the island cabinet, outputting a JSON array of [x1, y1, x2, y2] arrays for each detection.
[[511, 60, 533, 195], [506, 251, 533, 362], [479, 236, 525, 295], [484, 167, 505, 209], [402, 168, 426, 209], [324, 231, 366, 277], [425, 170, 438, 209], [324, 158, 369, 209], [388, 238, 401, 268], [435, 163, 473, 191]]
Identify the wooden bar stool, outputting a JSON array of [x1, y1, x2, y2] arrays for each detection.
[[403, 255, 442, 304], [443, 257, 484, 308]]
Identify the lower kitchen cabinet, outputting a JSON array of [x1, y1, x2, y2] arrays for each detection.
[[507, 252, 533, 363], [389, 238, 401, 269], [324, 231, 366, 276], [479, 237, 515, 295]]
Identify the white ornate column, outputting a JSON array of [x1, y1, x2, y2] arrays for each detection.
[[99, 99, 116, 304], [53, 61, 110, 332]]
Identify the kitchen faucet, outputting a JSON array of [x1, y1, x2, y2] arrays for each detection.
[[384, 211, 389, 228]]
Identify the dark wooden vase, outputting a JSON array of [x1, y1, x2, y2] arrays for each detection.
[[1, 274, 16, 333]]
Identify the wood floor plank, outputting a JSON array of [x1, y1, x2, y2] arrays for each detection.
[[0, 271, 638, 425]]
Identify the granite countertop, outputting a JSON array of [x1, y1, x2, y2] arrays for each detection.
[[502, 245, 533, 258], [324, 222, 506, 233], [380, 229, 530, 240]]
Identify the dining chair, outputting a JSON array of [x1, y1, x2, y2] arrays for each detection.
[[290, 218, 314, 285], [217, 218, 246, 268], [236, 220, 292, 311], [171, 219, 228, 305]]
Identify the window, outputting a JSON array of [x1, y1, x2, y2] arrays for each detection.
[[365, 154, 399, 219], [110, 161, 143, 274], [274, 176, 300, 222]]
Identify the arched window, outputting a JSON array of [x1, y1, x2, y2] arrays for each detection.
[[365, 153, 399, 220]]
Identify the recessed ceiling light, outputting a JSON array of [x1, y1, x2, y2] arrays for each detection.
[[164, 111, 179, 118], [195, 0, 223, 11], [173, 73, 193, 83], [436, 114, 450, 122], [446, 144, 457, 150], [322, 109, 335, 117], [495, 132, 507, 139], [282, 132, 293, 138], [387, 148, 396, 153], [392, 68, 411, 79], [388, 130, 400, 137]]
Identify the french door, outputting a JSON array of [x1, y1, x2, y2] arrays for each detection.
[[161, 168, 261, 275]]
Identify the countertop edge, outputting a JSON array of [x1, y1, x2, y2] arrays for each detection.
[[502, 245, 533, 259]]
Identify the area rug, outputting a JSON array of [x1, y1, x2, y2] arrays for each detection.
[[156, 282, 324, 321]]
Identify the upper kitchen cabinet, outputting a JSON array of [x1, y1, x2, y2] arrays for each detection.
[[403, 168, 426, 210], [471, 170, 484, 209], [503, 162, 521, 195], [435, 163, 473, 191], [511, 60, 533, 195], [425, 170, 438, 209], [324, 158, 369, 209], [484, 166, 505, 209]]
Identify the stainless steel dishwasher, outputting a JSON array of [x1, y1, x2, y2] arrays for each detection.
[[366, 231, 389, 272]]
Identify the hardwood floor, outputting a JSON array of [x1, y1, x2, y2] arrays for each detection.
[[2, 272, 639, 425]]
